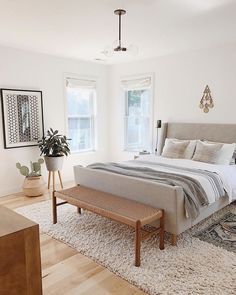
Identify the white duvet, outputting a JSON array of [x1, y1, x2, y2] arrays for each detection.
[[125, 155, 236, 204]]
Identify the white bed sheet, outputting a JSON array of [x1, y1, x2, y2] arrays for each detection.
[[126, 155, 236, 203]]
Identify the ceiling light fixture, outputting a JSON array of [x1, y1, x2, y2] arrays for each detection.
[[102, 9, 138, 57]]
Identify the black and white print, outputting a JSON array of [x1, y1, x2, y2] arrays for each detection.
[[1, 89, 44, 148]]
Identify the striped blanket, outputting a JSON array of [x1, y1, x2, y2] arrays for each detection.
[[88, 161, 225, 220]]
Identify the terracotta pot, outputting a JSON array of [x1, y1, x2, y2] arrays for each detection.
[[44, 156, 64, 171], [22, 176, 46, 197]]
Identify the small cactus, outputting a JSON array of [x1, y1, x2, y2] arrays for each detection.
[[16, 158, 44, 177], [38, 158, 44, 164], [16, 165, 29, 177], [16, 162, 21, 169], [21, 166, 29, 176], [33, 162, 41, 173]]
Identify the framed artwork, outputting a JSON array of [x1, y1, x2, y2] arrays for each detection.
[[0, 88, 44, 149]]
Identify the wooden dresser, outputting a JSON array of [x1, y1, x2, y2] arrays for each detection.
[[0, 206, 42, 295]]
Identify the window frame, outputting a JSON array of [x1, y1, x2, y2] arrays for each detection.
[[64, 74, 97, 154], [123, 74, 154, 152]]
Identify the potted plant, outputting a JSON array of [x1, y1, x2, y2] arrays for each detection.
[[38, 128, 70, 172], [16, 159, 46, 197]]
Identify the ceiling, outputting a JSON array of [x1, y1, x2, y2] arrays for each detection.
[[0, 0, 236, 64]]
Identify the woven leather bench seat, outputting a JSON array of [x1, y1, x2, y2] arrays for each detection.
[[53, 185, 165, 266]]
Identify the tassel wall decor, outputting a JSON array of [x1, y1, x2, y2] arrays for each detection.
[[199, 85, 214, 113]]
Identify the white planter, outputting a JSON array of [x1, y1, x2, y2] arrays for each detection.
[[22, 176, 46, 197], [44, 156, 64, 171]]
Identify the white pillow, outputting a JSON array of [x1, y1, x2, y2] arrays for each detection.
[[162, 138, 196, 159], [204, 141, 236, 165]]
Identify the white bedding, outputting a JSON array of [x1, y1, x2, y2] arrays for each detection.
[[125, 155, 236, 203]]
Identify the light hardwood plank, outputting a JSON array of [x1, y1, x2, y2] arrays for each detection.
[[40, 234, 77, 270], [1, 186, 147, 295]]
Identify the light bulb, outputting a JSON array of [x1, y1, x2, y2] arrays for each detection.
[[102, 46, 114, 57], [112, 40, 119, 47]]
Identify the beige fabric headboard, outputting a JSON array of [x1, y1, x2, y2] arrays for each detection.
[[158, 122, 236, 154]]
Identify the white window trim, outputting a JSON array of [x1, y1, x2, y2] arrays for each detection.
[[63, 73, 98, 154], [122, 73, 154, 152]]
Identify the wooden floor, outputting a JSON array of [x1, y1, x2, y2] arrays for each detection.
[[0, 185, 146, 295]]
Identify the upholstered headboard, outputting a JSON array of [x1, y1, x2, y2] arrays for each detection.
[[158, 122, 236, 155]]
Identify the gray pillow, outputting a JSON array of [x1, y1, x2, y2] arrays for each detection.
[[192, 141, 223, 164], [164, 138, 196, 159], [162, 140, 189, 159], [204, 140, 236, 165]]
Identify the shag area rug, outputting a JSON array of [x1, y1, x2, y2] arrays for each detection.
[[16, 201, 236, 295]]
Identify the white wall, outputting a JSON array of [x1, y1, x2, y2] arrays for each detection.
[[1, 44, 236, 196], [0, 46, 109, 196], [108, 44, 236, 161]]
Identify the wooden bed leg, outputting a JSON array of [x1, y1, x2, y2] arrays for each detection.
[[135, 220, 141, 267], [159, 210, 165, 250], [77, 207, 81, 214], [52, 190, 57, 224], [171, 234, 177, 246]]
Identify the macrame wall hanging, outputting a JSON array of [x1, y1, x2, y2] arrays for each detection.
[[199, 85, 214, 113]]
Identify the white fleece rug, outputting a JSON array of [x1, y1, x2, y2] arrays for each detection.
[[16, 201, 236, 295]]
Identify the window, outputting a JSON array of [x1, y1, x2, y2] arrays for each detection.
[[123, 77, 153, 151], [66, 78, 96, 152]]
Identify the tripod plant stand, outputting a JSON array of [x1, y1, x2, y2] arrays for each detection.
[[48, 170, 63, 190]]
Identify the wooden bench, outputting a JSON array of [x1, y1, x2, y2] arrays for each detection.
[[53, 186, 165, 267]]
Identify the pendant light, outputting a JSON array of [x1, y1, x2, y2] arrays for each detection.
[[103, 9, 138, 57]]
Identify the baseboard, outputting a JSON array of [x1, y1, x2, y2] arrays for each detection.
[[0, 187, 21, 197], [0, 179, 75, 198]]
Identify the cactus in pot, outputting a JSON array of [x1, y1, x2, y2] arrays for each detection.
[[16, 159, 46, 197], [16, 158, 44, 177]]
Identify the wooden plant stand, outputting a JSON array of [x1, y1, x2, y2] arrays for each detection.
[[48, 170, 63, 190], [53, 186, 165, 267]]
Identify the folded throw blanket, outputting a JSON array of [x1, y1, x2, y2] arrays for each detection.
[[88, 162, 215, 220]]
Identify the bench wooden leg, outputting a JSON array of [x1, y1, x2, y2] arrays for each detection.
[[135, 220, 141, 267], [159, 210, 165, 250], [171, 234, 177, 246], [52, 190, 57, 224], [77, 207, 81, 214]]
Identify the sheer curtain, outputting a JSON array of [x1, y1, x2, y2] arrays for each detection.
[[121, 76, 152, 152], [66, 78, 96, 152]]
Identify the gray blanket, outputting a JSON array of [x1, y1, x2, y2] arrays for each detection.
[[88, 162, 211, 220]]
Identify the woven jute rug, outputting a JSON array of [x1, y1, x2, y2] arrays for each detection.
[[16, 201, 236, 295]]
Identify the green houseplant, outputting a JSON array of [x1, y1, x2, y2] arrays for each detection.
[[16, 159, 46, 197], [38, 128, 70, 171]]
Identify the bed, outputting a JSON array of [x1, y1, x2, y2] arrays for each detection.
[[73, 122, 236, 243]]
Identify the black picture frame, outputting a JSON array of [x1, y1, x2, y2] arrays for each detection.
[[0, 88, 44, 149]]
